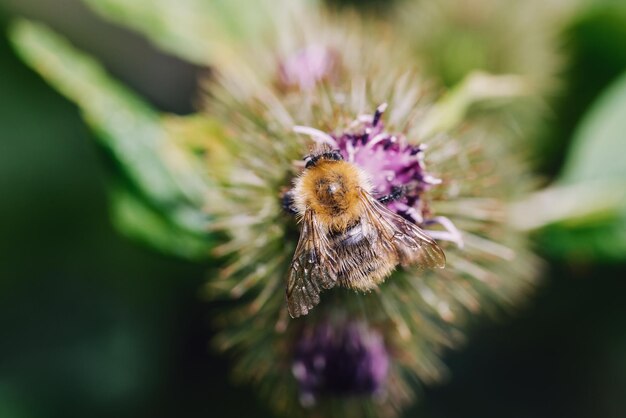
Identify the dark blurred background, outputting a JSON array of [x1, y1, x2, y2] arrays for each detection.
[[1, 1, 625, 417]]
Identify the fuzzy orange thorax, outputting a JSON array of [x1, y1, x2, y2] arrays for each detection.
[[295, 160, 367, 231]]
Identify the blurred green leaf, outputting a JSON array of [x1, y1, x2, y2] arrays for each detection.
[[80, 0, 286, 66], [0, 385, 35, 418], [559, 71, 626, 184], [540, 214, 626, 262], [533, 3, 626, 177], [110, 180, 212, 260], [9, 20, 214, 259], [529, 71, 626, 261]]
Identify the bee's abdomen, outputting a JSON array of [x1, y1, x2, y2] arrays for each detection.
[[331, 221, 397, 290], [330, 221, 364, 246]]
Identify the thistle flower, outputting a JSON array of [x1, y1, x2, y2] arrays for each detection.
[[199, 2, 539, 417], [292, 319, 389, 406]]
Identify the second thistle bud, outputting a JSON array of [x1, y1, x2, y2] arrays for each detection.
[[292, 320, 390, 406]]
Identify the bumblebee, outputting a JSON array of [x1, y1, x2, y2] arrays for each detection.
[[285, 148, 445, 318]]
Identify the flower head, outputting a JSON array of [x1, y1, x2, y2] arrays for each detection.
[[293, 320, 389, 406], [195, 1, 539, 417]]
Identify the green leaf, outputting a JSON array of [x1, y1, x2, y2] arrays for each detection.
[[9, 20, 215, 258], [109, 180, 212, 260], [522, 71, 626, 261], [80, 0, 292, 66], [559, 71, 626, 185], [539, 213, 626, 262]]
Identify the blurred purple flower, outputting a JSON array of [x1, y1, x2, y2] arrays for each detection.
[[278, 45, 338, 91], [292, 320, 389, 406]]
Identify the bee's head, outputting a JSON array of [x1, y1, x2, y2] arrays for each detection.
[[304, 149, 344, 169]]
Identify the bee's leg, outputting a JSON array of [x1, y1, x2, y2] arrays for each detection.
[[281, 190, 298, 215], [377, 185, 404, 205]]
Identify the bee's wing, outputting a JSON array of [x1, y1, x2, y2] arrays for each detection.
[[359, 189, 446, 269], [286, 210, 337, 318]]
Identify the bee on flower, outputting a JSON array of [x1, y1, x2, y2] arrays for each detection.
[[284, 104, 446, 318], [197, 2, 540, 417]]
